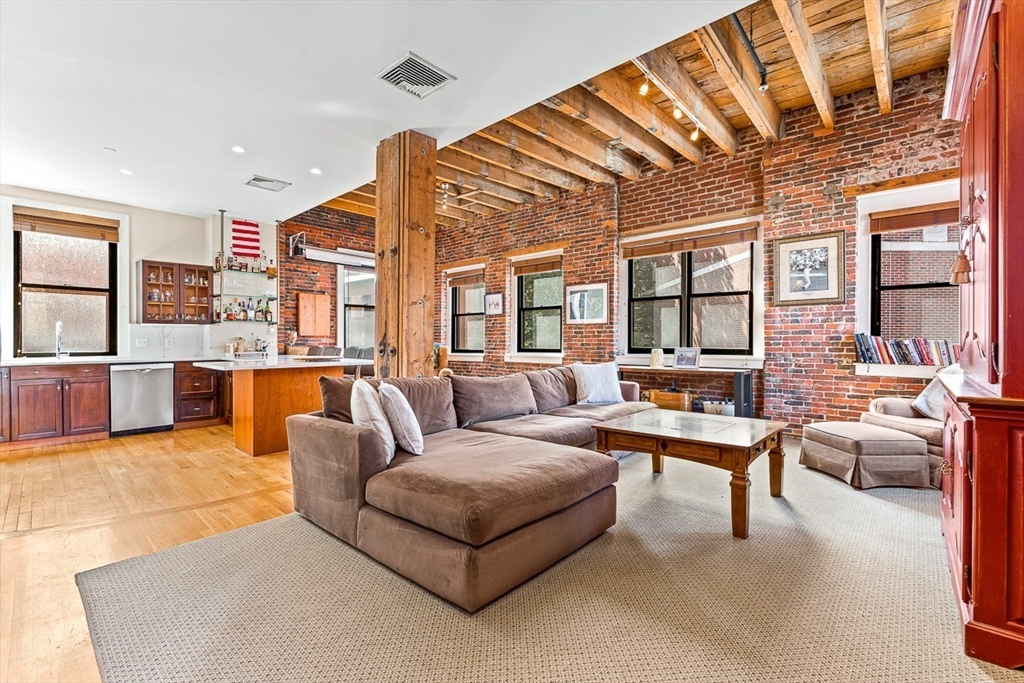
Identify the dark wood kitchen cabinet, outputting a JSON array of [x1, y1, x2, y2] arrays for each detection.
[[1, 366, 10, 442], [173, 362, 222, 426], [138, 260, 214, 325], [8, 364, 109, 443]]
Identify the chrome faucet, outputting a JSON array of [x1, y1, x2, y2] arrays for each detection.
[[55, 320, 64, 357]]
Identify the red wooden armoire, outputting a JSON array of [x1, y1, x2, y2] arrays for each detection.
[[940, 0, 1024, 669]]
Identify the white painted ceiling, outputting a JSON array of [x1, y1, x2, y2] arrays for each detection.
[[0, 0, 749, 223]]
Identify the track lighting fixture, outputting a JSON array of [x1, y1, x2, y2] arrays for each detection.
[[759, 72, 769, 95], [639, 78, 649, 97], [673, 107, 682, 119], [690, 128, 699, 142], [440, 182, 450, 207]]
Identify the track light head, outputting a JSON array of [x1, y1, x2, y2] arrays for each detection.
[[690, 128, 699, 142], [673, 107, 683, 120], [758, 72, 769, 95], [639, 79, 649, 97]]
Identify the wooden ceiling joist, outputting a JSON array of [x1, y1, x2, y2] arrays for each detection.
[[506, 104, 642, 181], [437, 148, 560, 199], [632, 46, 739, 156], [771, 0, 836, 130], [863, 0, 893, 115], [694, 18, 784, 141], [350, 183, 376, 201], [323, 197, 375, 218], [475, 121, 619, 185], [435, 202, 482, 223], [434, 165, 534, 206], [436, 192, 495, 217], [543, 86, 680, 171], [581, 72, 703, 165], [338, 192, 375, 210], [435, 214, 459, 228], [448, 136, 588, 193]]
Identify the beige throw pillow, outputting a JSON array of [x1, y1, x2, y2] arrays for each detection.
[[379, 383, 424, 455], [351, 379, 396, 464]]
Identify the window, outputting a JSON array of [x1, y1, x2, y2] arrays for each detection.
[[870, 209, 961, 343], [515, 262, 563, 353], [450, 280, 485, 353], [628, 243, 753, 355], [13, 207, 118, 357], [340, 267, 375, 349]]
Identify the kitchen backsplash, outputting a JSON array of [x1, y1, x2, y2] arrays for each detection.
[[128, 324, 208, 359]]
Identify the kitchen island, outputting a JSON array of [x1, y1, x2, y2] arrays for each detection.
[[195, 357, 373, 456]]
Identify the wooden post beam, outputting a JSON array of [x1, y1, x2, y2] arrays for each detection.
[[506, 105, 642, 181], [694, 18, 785, 141], [771, 0, 836, 129], [581, 72, 703, 165], [475, 120, 619, 185], [863, 0, 893, 115], [633, 46, 739, 156], [449, 136, 589, 192], [437, 148, 559, 199], [375, 130, 436, 379]]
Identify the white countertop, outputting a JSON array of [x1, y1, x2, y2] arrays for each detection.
[[1, 355, 225, 367], [194, 357, 374, 372]]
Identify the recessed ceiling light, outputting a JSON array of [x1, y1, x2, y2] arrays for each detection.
[[309, 168, 322, 175], [120, 169, 133, 175], [231, 145, 246, 154]]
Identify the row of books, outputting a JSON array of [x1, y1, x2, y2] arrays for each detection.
[[854, 333, 960, 366]]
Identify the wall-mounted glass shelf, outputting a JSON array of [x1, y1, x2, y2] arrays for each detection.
[[213, 293, 278, 301]]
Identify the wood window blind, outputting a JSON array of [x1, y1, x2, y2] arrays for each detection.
[[13, 206, 120, 242], [511, 255, 562, 276], [869, 202, 960, 234], [621, 222, 758, 260], [446, 267, 485, 288]]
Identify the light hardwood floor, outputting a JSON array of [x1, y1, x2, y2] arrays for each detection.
[[0, 426, 293, 683]]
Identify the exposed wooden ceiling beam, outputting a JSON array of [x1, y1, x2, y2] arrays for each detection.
[[436, 192, 495, 217], [475, 120, 619, 185], [863, 0, 893, 115], [543, 86, 680, 171], [435, 202, 482, 222], [435, 214, 459, 228], [349, 183, 376, 201], [437, 148, 559, 199], [506, 105, 642, 181], [633, 46, 739, 156], [338, 192, 375, 210], [446, 184, 517, 212], [323, 197, 375, 218], [771, 0, 836, 129], [434, 165, 535, 206], [448, 136, 588, 193], [694, 18, 784, 141], [581, 72, 703, 166]]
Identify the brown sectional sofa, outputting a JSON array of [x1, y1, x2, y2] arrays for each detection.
[[286, 366, 656, 612]]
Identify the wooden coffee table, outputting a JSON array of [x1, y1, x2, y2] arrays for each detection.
[[594, 409, 788, 538]]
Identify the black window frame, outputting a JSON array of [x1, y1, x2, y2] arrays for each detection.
[[340, 267, 376, 349], [450, 282, 485, 353], [869, 231, 958, 337], [516, 269, 563, 353], [627, 244, 754, 356], [13, 230, 118, 358]]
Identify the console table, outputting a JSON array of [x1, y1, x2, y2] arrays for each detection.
[[617, 365, 756, 417]]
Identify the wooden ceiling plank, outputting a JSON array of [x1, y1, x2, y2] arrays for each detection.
[[435, 202, 481, 222], [437, 192, 496, 216], [694, 18, 785, 141], [323, 198, 376, 218], [434, 164, 535, 206], [349, 184, 377, 200], [581, 72, 704, 165], [771, 0, 837, 130], [339, 192, 375, 209], [863, 0, 893, 115], [506, 104, 642, 181], [436, 148, 560, 199], [448, 136, 589, 193], [538, 88, 679, 172], [632, 46, 739, 156], [475, 120, 619, 185]]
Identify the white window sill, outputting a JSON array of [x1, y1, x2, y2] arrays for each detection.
[[853, 363, 939, 379], [504, 352, 564, 365], [615, 355, 765, 370], [447, 352, 484, 363]]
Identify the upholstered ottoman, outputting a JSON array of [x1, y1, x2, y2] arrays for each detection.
[[800, 422, 930, 489]]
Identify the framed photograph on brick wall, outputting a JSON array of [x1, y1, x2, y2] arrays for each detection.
[[773, 231, 846, 306], [565, 283, 608, 324]]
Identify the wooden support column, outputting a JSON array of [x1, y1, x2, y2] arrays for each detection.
[[375, 130, 437, 378]]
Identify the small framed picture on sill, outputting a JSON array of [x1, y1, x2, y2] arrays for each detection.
[[673, 347, 700, 369], [565, 283, 608, 324]]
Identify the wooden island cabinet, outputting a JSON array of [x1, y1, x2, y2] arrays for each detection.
[[940, 0, 1024, 668]]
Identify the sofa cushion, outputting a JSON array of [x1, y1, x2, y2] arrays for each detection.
[[524, 367, 577, 413], [859, 412, 943, 447], [805, 421, 927, 455], [451, 374, 538, 428], [545, 401, 657, 422], [319, 376, 380, 423], [466, 413, 598, 448], [351, 380, 396, 464], [571, 362, 623, 405], [378, 383, 424, 455], [381, 377, 458, 435], [365, 429, 617, 546]]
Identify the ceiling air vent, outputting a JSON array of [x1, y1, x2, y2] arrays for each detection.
[[244, 175, 292, 193], [377, 52, 456, 99]]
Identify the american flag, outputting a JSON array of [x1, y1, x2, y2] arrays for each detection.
[[231, 219, 261, 258]]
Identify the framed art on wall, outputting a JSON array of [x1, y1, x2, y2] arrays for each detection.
[[773, 230, 846, 306], [485, 293, 503, 315], [565, 283, 608, 324]]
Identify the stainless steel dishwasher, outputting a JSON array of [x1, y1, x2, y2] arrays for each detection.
[[110, 363, 175, 436]]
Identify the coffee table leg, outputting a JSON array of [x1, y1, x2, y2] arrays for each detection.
[[652, 452, 664, 474], [730, 464, 750, 539], [769, 443, 785, 498]]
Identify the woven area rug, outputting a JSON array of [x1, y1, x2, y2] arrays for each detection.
[[77, 449, 1024, 683]]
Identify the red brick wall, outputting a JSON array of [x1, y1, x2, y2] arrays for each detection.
[[435, 184, 619, 376], [761, 69, 959, 429], [277, 206, 375, 349]]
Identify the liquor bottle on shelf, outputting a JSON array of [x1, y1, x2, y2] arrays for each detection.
[[266, 258, 277, 279], [259, 251, 267, 274], [247, 297, 255, 320], [225, 300, 233, 321], [265, 303, 273, 325], [255, 299, 264, 323]]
